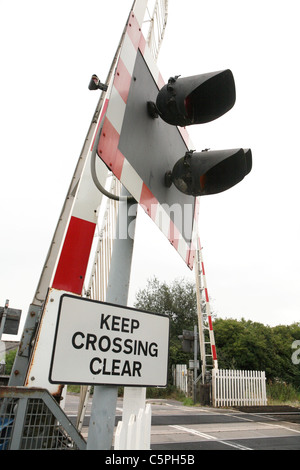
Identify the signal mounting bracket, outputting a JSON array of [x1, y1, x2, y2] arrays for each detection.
[[147, 100, 159, 119]]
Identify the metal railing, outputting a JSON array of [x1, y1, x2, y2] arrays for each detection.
[[0, 387, 86, 450], [145, 0, 168, 61]]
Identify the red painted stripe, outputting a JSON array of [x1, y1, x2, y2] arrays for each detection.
[[114, 57, 132, 104], [97, 118, 125, 180], [113, 148, 125, 180], [205, 287, 209, 303], [168, 221, 180, 251], [127, 12, 142, 50], [201, 262, 205, 275], [208, 316, 213, 331], [212, 344, 217, 361], [98, 117, 119, 169], [140, 183, 158, 220], [91, 99, 109, 150], [52, 216, 96, 294], [138, 34, 146, 56], [186, 246, 195, 270]]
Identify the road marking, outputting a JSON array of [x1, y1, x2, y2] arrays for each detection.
[[164, 403, 220, 414], [170, 425, 217, 440], [226, 411, 300, 434], [170, 424, 253, 450], [221, 441, 253, 450]]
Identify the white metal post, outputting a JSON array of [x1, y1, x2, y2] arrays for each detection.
[[86, 187, 137, 450]]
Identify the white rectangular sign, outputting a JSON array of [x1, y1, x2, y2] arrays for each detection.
[[49, 294, 169, 387]]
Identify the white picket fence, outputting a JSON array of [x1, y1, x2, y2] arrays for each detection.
[[212, 369, 267, 407], [114, 404, 152, 450]]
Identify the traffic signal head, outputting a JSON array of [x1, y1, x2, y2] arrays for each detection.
[[149, 68, 252, 196], [178, 330, 197, 353], [166, 148, 252, 196], [154, 70, 236, 127]]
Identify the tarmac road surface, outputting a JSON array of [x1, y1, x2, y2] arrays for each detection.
[[65, 393, 300, 450]]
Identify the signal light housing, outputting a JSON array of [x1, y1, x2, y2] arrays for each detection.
[[165, 149, 252, 196], [153, 69, 236, 127]]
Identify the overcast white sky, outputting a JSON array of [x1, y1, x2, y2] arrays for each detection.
[[1, 0, 299, 342]]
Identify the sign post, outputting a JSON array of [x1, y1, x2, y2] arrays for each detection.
[[86, 186, 137, 450]]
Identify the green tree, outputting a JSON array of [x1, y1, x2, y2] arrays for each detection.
[[270, 324, 300, 388], [4, 348, 17, 375], [213, 319, 300, 389], [213, 318, 273, 373], [134, 277, 198, 381], [134, 276, 197, 337]]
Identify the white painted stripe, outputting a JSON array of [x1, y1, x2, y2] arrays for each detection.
[[121, 32, 138, 76], [121, 159, 144, 201], [72, 151, 108, 223], [170, 425, 216, 440], [154, 205, 172, 239], [177, 236, 189, 261], [222, 441, 253, 450], [106, 86, 126, 135], [132, 0, 148, 26]]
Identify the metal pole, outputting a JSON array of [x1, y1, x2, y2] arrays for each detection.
[[193, 325, 198, 404], [0, 300, 9, 340], [86, 187, 137, 450]]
